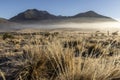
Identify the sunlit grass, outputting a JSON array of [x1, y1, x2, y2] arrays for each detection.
[[0, 31, 120, 80]]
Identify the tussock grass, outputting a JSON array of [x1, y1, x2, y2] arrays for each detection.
[[0, 31, 120, 80], [2, 40, 119, 80], [0, 69, 6, 80]]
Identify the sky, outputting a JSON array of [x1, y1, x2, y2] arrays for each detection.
[[0, 0, 120, 20]]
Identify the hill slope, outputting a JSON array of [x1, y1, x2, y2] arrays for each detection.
[[0, 18, 21, 31], [10, 9, 57, 22], [73, 11, 109, 18], [0, 18, 10, 23], [9, 9, 116, 23], [0, 9, 118, 31]]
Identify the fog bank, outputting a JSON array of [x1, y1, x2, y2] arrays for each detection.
[[21, 22, 120, 31]]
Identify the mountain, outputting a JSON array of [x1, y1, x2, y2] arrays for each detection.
[[0, 18, 10, 23], [9, 9, 116, 23], [0, 18, 22, 31], [73, 11, 109, 18], [10, 9, 57, 22], [0, 9, 118, 31]]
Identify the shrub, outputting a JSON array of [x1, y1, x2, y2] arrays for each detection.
[[2, 33, 14, 40]]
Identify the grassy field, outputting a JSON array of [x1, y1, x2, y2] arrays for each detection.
[[0, 30, 120, 80]]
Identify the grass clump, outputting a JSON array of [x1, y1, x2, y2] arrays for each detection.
[[2, 33, 14, 40], [0, 31, 120, 80]]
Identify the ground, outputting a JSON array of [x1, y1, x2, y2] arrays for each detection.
[[0, 29, 120, 80]]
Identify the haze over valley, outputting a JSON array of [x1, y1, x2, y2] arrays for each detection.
[[0, 9, 120, 32]]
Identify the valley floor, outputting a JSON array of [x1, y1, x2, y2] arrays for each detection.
[[0, 29, 120, 80]]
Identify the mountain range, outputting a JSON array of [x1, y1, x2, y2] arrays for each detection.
[[9, 9, 115, 23], [0, 9, 117, 31]]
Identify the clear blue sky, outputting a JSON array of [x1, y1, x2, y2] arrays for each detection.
[[0, 0, 120, 20]]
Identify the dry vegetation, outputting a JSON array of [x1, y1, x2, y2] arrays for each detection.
[[0, 30, 120, 80]]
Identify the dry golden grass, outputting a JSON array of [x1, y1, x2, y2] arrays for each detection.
[[0, 31, 120, 80]]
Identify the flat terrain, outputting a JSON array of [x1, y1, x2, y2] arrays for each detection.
[[0, 29, 120, 80]]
